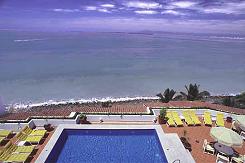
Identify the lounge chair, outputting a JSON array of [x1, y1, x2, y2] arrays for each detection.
[[171, 111, 184, 126], [240, 131, 245, 140], [4, 142, 35, 154], [216, 113, 225, 127], [16, 132, 43, 144], [6, 152, 31, 162], [216, 153, 229, 163], [203, 139, 215, 155], [0, 130, 12, 137], [0, 150, 10, 162], [231, 154, 244, 163], [166, 112, 176, 127], [0, 142, 34, 162], [183, 111, 195, 126], [22, 126, 47, 136], [0, 137, 5, 144], [204, 111, 212, 126], [189, 110, 202, 125]]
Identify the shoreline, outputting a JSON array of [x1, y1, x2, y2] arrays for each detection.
[[5, 93, 241, 111], [3, 94, 242, 115]]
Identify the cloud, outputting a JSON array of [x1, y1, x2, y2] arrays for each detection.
[[97, 8, 111, 13], [161, 10, 186, 16], [165, 1, 197, 10], [202, 2, 245, 14], [124, 1, 162, 9], [134, 10, 158, 14], [101, 4, 115, 8], [53, 8, 80, 12], [171, 1, 196, 8], [85, 6, 97, 11]]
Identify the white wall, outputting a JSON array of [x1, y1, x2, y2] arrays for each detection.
[[0, 108, 240, 129], [86, 115, 157, 122], [0, 122, 30, 132]]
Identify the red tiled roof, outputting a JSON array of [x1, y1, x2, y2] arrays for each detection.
[[0, 101, 244, 121]]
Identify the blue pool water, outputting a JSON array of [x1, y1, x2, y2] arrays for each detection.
[[45, 129, 168, 163]]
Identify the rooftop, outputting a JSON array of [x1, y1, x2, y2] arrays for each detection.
[[0, 101, 244, 121]]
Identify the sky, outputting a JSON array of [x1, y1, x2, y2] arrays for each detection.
[[0, 0, 245, 34]]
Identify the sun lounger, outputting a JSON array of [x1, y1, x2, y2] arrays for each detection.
[[22, 126, 47, 136], [0, 150, 10, 162], [216, 153, 229, 163], [0, 142, 34, 162], [204, 111, 212, 126], [182, 111, 194, 126], [203, 139, 215, 155], [16, 132, 43, 144], [216, 113, 225, 127], [241, 131, 245, 140], [171, 111, 183, 126], [6, 153, 31, 162], [231, 154, 244, 163], [0, 130, 12, 137], [166, 112, 176, 127], [4, 142, 35, 154], [0, 137, 5, 144], [189, 110, 201, 125]]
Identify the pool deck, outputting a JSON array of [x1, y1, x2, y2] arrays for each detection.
[[36, 124, 195, 163]]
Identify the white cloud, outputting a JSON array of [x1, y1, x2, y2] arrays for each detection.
[[134, 10, 158, 14], [53, 9, 80, 12], [101, 4, 115, 8], [161, 10, 185, 16], [203, 8, 232, 14], [98, 8, 111, 13], [171, 1, 196, 8], [124, 1, 162, 9], [202, 2, 245, 14], [85, 6, 97, 11]]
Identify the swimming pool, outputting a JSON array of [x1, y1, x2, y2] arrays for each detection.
[[45, 129, 168, 163]]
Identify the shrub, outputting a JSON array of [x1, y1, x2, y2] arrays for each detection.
[[80, 114, 87, 121], [101, 101, 112, 107], [159, 108, 167, 120]]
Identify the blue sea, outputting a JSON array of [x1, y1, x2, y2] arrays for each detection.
[[0, 30, 244, 106]]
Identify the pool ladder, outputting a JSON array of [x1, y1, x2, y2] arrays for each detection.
[[172, 159, 180, 163]]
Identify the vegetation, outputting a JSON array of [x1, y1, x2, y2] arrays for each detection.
[[101, 101, 112, 107], [158, 107, 168, 123], [79, 114, 87, 122], [180, 83, 210, 101], [222, 96, 235, 107], [222, 92, 245, 109], [156, 88, 176, 103]]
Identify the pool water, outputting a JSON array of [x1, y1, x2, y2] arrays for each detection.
[[45, 129, 168, 163]]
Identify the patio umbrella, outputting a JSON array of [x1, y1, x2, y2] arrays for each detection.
[[210, 127, 243, 147], [235, 115, 245, 131]]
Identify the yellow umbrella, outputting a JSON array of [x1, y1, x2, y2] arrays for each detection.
[[210, 127, 243, 147]]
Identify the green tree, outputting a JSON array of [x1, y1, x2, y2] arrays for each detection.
[[223, 96, 235, 107], [156, 88, 176, 103], [235, 92, 245, 109], [180, 83, 210, 101]]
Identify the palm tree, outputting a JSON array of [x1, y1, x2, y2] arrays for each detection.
[[156, 88, 176, 103], [180, 83, 210, 101]]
